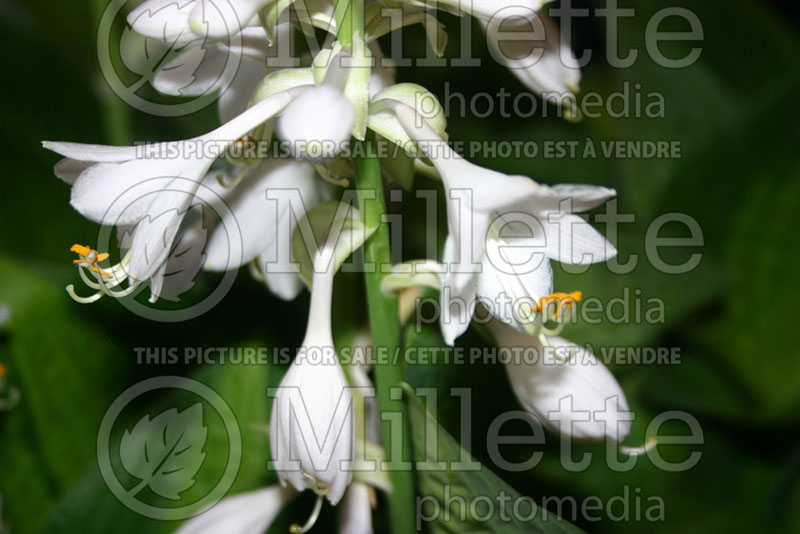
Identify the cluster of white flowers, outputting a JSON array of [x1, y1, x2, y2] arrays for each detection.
[[43, 0, 649, 531]]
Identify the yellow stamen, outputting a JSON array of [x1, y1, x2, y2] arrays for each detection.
[[70, 244, 113, 278], [532, 291, 583, 319]]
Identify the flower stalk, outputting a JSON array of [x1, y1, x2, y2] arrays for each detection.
[[352, 129, 415, 534]]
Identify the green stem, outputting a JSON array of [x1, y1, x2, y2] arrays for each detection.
[[353, 131, 416, 534], [90, 0, 130, 144]]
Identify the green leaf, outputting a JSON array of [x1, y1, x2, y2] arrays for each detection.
[[403, 384, 585, 534], [291, 199, 377, 287], [120, 403, 208, 501], [0, 255, 128, 532], [708, 166, 800, 417]]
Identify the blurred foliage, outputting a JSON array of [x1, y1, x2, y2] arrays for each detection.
[[1, 0, 800, 533]]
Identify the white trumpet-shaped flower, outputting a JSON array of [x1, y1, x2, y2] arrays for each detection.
[[270, 242, 354, 513], [487, 317, 632, 442], [202, 158, 332, 300], [44, 90, 295, 303], [391, 102, 615, 343], [173, 484, 296, 534], [478, 181, 616, 334]]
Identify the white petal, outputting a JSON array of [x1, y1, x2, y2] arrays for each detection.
[[478, 237, 553, 331], [270, 351, 354, 504], [127, 176, 201, 282], [393, 103, 543, 212], [203, 159, 323, 271], [154, 208, 209, 302], [485, 13, 580, 97], [54, 158, 93, 185], [549, 184, 616, 212], [490, 321, 631, 441], [264, 270, 305, 301], [540, 213, 617, 265], [175, 485, 296, 534], [153, 41, 228, 96], [217, 55, 268, 123], [69, 154, 212, 226], [189, 0, 266, 39], [338, 481, 373, 534], [439, 236, 478, 346], [70, 162, 170, 225], [127, 0, 198, 47], [219, 26, 272, 63], [276, 85, 355, 160], [43, 141, 139, 162]]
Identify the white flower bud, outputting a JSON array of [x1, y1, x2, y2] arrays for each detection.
[[269, 243, 354, 506], [276, 85, 355, 161]]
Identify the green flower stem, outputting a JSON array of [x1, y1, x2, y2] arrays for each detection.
[[353, 131, 416, 534], [90, 0, 130, 145]]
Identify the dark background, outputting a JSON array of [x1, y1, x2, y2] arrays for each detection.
[[1, 0, 799, 532]]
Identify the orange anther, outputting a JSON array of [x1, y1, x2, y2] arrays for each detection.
[[532, 291, 583, 319], [71, 244, 113, 277]]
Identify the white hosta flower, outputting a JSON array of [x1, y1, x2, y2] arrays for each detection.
[[44, 90, 295, 303], [488, 318, 631, 441], [478, 181, 616, 334], [338, 481, 374, 534], [484, 12, 580, 101], [270, 243, 354, 510], [202, 158, 332, 300], [391, 105, 536, 343], [174, 485, 296, 534]]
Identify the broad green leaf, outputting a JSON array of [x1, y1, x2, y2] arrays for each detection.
[[291, 200, 377, 287], [404, 384, 586, 534]]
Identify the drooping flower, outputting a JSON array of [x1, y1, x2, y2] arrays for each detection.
[[386, 101, 615, 343], [381, 266, 638, 444], [270, 241, 354, 514], [44, 90, 296, 303]]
